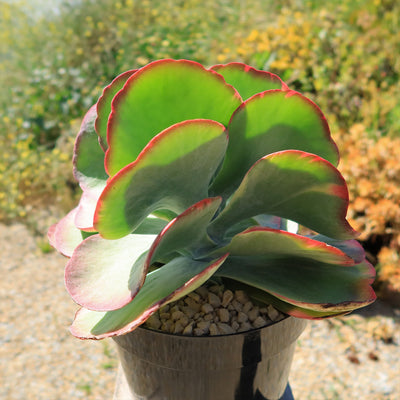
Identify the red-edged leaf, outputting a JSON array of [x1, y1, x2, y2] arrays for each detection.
[[95, 69, 137, 150], [211, 90, 339, 197], [211, 62, 288, 100], [209, 150, 356, 240], [105, 59, 241, 175], [69, 254, 229, 339], [95, 119, 228, 239], [214, 228, 376, 314], [146, 197, 221, 266]]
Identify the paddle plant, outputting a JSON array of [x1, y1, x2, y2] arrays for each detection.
[[49, 59, 376, 339]]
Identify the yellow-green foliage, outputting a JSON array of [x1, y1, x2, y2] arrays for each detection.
[[228, 0, 400, 137], [0, 0, 267, 222]]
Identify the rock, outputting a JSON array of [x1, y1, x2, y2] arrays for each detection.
[[201, 303, 214, 314], [209, 323, 219, 336], [182, 322, 194, 336], [217, 323, 235, 335], [222, 290, 234, 307], [217, 308, 230, 323], [208, 292, 221, 308], [237, 311, 248, 323], [235, 290, 249, 304], [145, 314, 161, 330], [253, 316, 267, 329], [195, 286, 209, 300], [184, 297, 201, 312], [248, 306, 260, 322], [243, 301, 253, 314], [267, 305, 282, 321], [171, 310, 184, 321]]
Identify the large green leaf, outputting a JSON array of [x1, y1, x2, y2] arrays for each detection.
[[95, 69, 137, 150], [95, 119, 228, 239], [147, 197, 221, 265], [210, 62, 288, 100], [69, 254, 228, 339], [214, 228, 376, 313], [210, 90, 339, 197], [65, 234, 157, 311], [105, 59, 241, 175], [209, 150, 356, 240]]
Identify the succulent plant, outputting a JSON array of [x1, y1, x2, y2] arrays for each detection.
[[49, 59, 376, 339]]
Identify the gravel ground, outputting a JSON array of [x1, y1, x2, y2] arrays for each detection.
[[1, 222, 399, 400]]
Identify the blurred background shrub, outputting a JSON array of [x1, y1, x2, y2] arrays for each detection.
[[0, 0, 399, 301]]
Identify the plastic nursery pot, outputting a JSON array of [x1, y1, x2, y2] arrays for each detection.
[[112, 316, 307, 400]]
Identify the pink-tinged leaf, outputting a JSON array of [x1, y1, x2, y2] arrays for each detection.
[[215, 228, 376, 314], [65, 233, 157, 311], [105, 59, 241, 175], [211, 90, 339, 197], [74, 183, 106, 232], [212, 227, 354, 265], [69, 254, 229, 339], [146, 197, 221, 266], [95, 119, 228, 239], [209, 150, 357, 240], [48, 208, 84, 257], [95, 69, 137, 150], [310, 235, 366, 263], [73, 105, 108, 192], [210, 62, 288, 100]]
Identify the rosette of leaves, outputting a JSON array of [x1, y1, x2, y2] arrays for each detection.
[[49, 60, 376, 339]]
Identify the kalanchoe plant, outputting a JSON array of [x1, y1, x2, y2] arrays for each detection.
[[49, 59, 376, 340]]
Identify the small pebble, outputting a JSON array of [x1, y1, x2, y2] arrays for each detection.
[[197, 320, 211, 332], [184, 297, 201, 312], [217, 322, 235, 335], [183, 322, 194, 335], [209, 323, 219, 336], [195, 286, 209, 300], [208, 292, 221, 308], [217, 308, 230, 323], [243, 301, 253, 314], [182, 306, 196, 319], [232, 299, 243, 312], [238, 321, 252, 332], [194, 328, 207, 336], [222, 290, 234, 307], [235, 290, 249, 305], [237, 311, 248, 323], [188, 292, 201, 303], [267, 305, 282, 321], [248, 306, 260, 322], [173, 321, 185, 334], [201, 303, 214, 314], [146, 314, 161, 330], [171, 310, 184, 321], [253, 316, 268, 329]]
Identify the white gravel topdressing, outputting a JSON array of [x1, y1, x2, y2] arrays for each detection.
[[144, 283, 285, 336]]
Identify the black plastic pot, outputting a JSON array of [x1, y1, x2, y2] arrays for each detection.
[[112, 316, 306, 400]]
